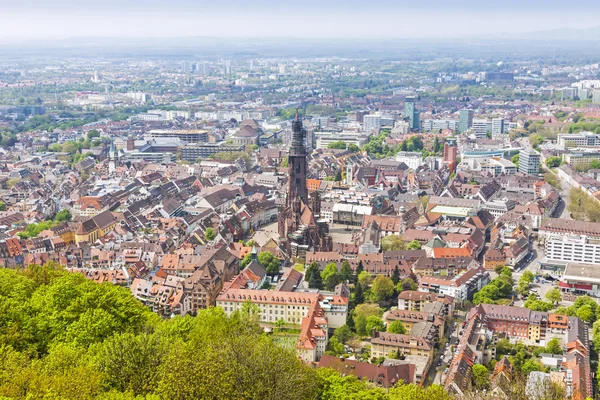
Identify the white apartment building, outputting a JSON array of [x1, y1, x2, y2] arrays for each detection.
[[421, 119, 459, 132], [216, 289, 348, 328], [483, 199, 516, 219], [396, 151, 424, 170], [544, 234, 600, 264], [557, 132, 600, 148], [314, 131, 370, 149], [540, 219, 600, 264], [363, 114, 382, 132]]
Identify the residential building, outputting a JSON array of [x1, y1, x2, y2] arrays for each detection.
[[370, 331, 433, 368], [216, 288, 348, 362], [397, 291, 454, 316], [395, 151, 423, 170], [518, 149, 540, 175], [317, 355, 415, 387], [418, 268, 490, 302]]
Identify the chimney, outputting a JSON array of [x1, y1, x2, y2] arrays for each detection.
[[371, 327, 379, 338]]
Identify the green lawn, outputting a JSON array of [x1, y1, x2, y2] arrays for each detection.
[[293, 263, 305, 272], [271, 333, 299, 351]]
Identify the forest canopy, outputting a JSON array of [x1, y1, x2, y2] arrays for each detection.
[[0, 262, 447, 400]]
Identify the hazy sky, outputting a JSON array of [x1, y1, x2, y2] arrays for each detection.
[[1, 0, 599, 40]]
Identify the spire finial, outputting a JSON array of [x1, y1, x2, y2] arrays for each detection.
[[295, 108, 300, 121]]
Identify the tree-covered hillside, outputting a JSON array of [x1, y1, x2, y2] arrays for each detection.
[[0, 263, 449, 399]]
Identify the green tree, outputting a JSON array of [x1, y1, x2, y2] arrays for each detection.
[[321, 262, 342, 290], [325, 336, 346, 356], [371, 275, 395, 303], [241, 254, 252, 268], [545, 337, 562, 355], [354, 261, 364, 283], [205, 227, 216, 241], [0, 200, 5, 211], [354, 314, 368, 336], [545, 156, 562, 168], [590, 159, 600, 170], [521, 359, 542, 375], [96, 332, 167, 396], [511, 154, 519, 168], [381, 235, 406, 251], [54, 209, 72, 222], [407, 240, 422, 250], [258, 252, 281, 276], [348, 144, 360, 152], [388, 383, 451, 400], [87, 129, 100, 140], [340, 261, 353, 282], [327, 141, 348, 150], [391, 265, 401, 285], [545, 288, 562, 305], [365, 315, 385, 333], [520, 270, 534, 284], [334, 170, 342, 182], [357, 271, 373, 289], [305, 262, 323, 289], [6, 177, 20, 189], [399, 277, 418, 292], [333, 325, 354, 345], [387, 320, 406, 334], [576, 304, 595, 323], [472, 364, 490, 390]]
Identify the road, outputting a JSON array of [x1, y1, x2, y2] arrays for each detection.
[[431, 319, 461, 385]]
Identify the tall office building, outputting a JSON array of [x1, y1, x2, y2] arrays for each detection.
[[518, 149, 540, 175], [404, 96, 420, 131], [491, 118, 505, 135], [181, 61, 190, 74], [458, 109, 474, 133]]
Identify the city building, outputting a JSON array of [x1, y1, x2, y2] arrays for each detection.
[[314, 131, 370, 149], [146, 130, 208, 143], [180, 142, 244, 161], [557, 132, 600, 148], [404, 97, 420, 131], [395, 151, 423, 170], [563, 149, 600, 169], [363, 114, 382, 132], [458, 109, 474, 133], [560, 262, 600, 297], [518, 149, 540, 175], [491, 118, 505, 135], [471, 119, 492, 137], [418, 268, 490, 302], [216, 288, 348, 362]]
